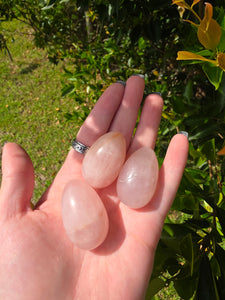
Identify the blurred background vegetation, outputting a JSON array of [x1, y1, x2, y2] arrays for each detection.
[[0, 0, 225, 299]]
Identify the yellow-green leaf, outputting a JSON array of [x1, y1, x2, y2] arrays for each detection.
[[197, 3, 222, 50], [177, 51, 217, 65], [205, 2, 213, 20], [217, 145, 225, 155], [172, 0, 190, 10], [183, 19, 199, 27], [191, 0, 200, 9], [217, 53, 225, 71]]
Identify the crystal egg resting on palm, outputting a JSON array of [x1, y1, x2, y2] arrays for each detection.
[[117, 147, 159, 209], [82, 131, 126, 188], [61, 179, 109, 250], [61, 132, 159, 250]]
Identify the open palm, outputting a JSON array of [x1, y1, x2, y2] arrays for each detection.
[[0, 75, 188, 300]]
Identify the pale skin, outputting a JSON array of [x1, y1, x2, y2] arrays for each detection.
[[0, 75, 188, 300]]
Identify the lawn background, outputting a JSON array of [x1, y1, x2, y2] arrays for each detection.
[[0, 20, 81, 203]]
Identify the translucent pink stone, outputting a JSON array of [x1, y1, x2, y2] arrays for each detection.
[[117, 147, 159, 209], [82, 132, 126, 188], [61, 180, 109, 250]]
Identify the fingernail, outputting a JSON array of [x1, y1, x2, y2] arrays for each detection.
[[1, 142, 9, 154], [150, 92, 162, 97], [132, 74, 145, 79], [178, 131, 189, 138], [115, 80, 126, 87], [3, 141, 9, 147]]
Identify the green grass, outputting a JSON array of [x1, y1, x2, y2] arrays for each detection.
[[0, 20, 79, 202]]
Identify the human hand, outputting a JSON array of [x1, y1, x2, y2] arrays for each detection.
[[0, 75, 188, 300]]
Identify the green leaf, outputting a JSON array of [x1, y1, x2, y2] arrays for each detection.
[[166, 257, 181, 276], [217, 6, 225, 30], [215, 244, 225, 273], [41, 0, 57, 10], [138, 37, 146, 51], [183, 79, 193, 101], [172, 192, 196, 211], [161, 224, 194, 254], [189, 123, 223, 142], [76, 0, 89, 12], [215, 271, 225, 300], [210, 256, 221, 277], [182, 192, 197, 211], [218, 28, 225, 52], [216, 73, 225, 112], [151, 241, 176, 278], [216, 207, 225, 236], [196, 49, 214, 57], [182, 169, 203, 193], [195, 255, 218, 300], [201, 138, 216, 164], [215, 245, 225, 298], [61, 84, 75, 96], [174, 276, 197, 300], [171, 96, 186, 114], [202, 63, 223, 90], [64, 112, 77, 122], [180, 233, 194, 276], [145, 278, 166, 299], [185, 218, 211, 230], [68, 71, 91, 80]]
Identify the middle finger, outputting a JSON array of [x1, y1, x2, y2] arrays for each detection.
[[109, 75, 145, 148]]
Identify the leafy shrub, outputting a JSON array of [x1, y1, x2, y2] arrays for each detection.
[[148, 1, 225, 299], [174, 0, 225, 90]]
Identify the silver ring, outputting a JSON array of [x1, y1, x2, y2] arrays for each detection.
[[72, 139, 89, 154]]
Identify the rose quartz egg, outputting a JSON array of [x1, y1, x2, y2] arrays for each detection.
[[82, 132, 126, 188], [61, 179, 109, 250], [117, 147, 159, 209]]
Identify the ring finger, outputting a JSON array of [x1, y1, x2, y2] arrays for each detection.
[[128, 93, 163, 155], [109, 75, 145, 148]]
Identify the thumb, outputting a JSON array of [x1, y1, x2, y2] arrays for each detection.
[[0, 143, 35, 220]]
